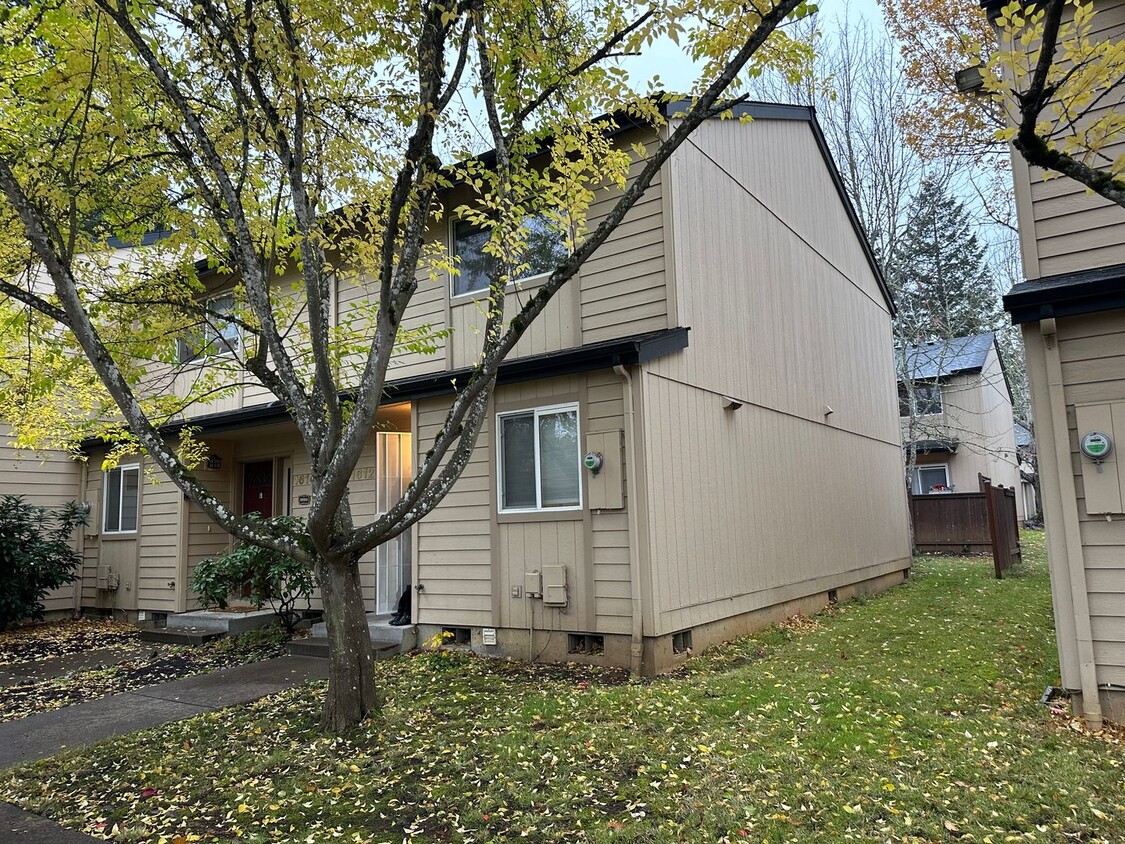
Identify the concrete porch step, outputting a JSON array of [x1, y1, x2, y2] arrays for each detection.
[[286, 637, 404, 660], [291, 615, 417, 660], [166, 608, 278, 635], [139, 628, 225, 646]]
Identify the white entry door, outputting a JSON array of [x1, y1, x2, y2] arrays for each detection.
[[375, 432, 413, 616]]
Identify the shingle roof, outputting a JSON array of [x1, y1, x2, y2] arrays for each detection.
[[901, 333, 996, 381]]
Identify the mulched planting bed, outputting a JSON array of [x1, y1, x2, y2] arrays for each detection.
[[0, 627, 289, 723], [0, 618, 139, 666]]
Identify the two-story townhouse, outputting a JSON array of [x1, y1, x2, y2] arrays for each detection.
[[899, 332, 1025, 519], [986, 0, 1125, 724], [53, 101, 912, 674]]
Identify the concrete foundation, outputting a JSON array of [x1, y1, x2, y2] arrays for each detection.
[[1072, 688, 1125, 728], [417, 563, 913, 676]]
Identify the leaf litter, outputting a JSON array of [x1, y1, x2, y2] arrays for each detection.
[[1, 530, 1122, 843]]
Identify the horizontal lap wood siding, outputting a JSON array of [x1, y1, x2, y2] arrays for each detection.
[[414, 371, 633, 633], [0, 426, 83, 613], [642, 116, 912, 636], [1012, 2, 1125, 280], [1023, 307, 1125, 691]]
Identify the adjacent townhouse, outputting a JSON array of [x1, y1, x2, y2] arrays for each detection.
[[0, 426, 84, 616], [985, 0, 1125, 724], [899, 332, 1026, 519], [11, 101, 914, 673]]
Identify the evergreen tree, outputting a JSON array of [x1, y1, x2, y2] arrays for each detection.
[[888, 176, 1003, 342]]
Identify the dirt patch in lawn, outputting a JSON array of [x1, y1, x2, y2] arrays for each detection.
[[0, 618, 139, 666]]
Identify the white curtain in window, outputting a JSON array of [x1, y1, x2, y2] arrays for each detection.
[[538, 410, 579, 507], [121, 468, 139, 531]]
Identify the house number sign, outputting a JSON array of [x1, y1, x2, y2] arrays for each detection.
[[292, 466, 376, 487], [1080, 431, 1113, 463]]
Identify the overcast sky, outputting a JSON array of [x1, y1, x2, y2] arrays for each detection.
[[624, 0, 886, 94]]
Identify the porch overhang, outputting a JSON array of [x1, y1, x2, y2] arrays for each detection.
[[907, 439, 959, 455], [81, 327, 690, 446]]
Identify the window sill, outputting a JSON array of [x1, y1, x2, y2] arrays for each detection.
[[450, 272, 550, 303], [496, 507, 584, 525]]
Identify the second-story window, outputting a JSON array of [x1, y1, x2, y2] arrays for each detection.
[[452, 214, 567, 297], [898, 383, 943, 417], [177, 294, 241, 364]]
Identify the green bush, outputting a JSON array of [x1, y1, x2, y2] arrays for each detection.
[[191, 515, 315, 633], [0, 495, 87, 630]]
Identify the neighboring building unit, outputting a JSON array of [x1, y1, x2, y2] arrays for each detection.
[[987, 0, 1125, 726], [7, 102, 914, 673], [0, 425, 84, 616], [1014, 419, 1040, 520], [899, 333, 1025, 518]]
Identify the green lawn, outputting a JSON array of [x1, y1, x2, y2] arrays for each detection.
[[3, 530, 1123, 843]]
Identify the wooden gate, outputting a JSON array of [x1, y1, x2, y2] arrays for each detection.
[[983, 480, 1021, 578]]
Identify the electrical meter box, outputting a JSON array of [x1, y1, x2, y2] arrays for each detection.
[[542, 565, 568, 607], [1075, 402, 1125, 514], [524, 570, 542, 598]]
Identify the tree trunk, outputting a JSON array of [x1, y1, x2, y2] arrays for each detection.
[[317, 554, 378, 731]]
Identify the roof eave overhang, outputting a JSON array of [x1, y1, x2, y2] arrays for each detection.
[[80, 327, 689, 449], [1004, 263, 1125, 324]]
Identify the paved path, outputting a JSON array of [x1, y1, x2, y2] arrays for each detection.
[[0, 655, 328, 842]]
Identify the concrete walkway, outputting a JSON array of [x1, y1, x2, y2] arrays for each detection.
[[0, 655, 329, 842]]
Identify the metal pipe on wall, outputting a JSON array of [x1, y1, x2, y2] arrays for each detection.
[[614, 364, 644, 676]]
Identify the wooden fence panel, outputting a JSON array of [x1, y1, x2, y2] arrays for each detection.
[[910, 485, 1022, 578], [910, 493, 993, 554]]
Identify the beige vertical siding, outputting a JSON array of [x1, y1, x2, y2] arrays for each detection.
[[0, 426, 83, 614], [1011, 1, 1125, 279], [641, 114, 911, 636], [415, 371, 633, 633], [640, 375, 910, 635]]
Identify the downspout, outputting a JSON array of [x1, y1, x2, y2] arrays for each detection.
[[614, 364, 644, 676], [1041, 317, 1103, 729]]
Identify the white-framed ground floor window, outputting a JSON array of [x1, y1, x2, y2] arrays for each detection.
[[911, 463, 951, 495], [497, 402, 581, 513], [103, 464, 140, 533]]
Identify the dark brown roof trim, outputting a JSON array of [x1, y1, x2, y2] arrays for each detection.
[[81, 327, 689, 447], [1004, 263, 1125, 324]]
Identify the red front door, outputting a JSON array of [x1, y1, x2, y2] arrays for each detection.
[[242, 461, 274, 517]]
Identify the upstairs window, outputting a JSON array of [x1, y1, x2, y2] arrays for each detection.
[[452, 214, 567, 297], [177, 294, 241, 363], [899, 384, 943, 417], [103, 464, 140, 533], [497, 403, 581, 513]]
